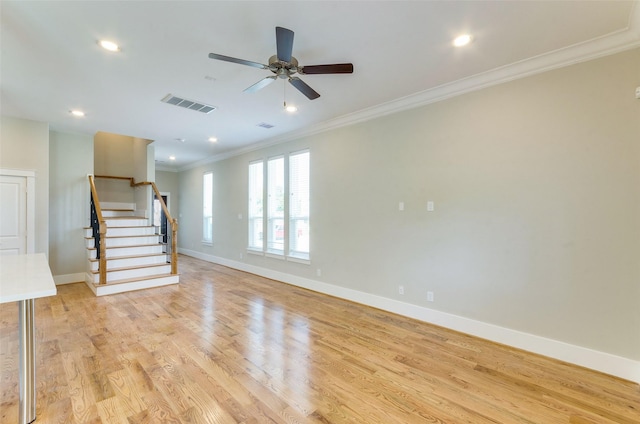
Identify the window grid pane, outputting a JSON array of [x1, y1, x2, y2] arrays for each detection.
[[203, 172, 213, 243], [248, 162, 263, 249], [267, 157, 285, 253], [289, 151, 309, 257]]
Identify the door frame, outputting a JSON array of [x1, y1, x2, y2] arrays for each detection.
[[0, 168, 35, 253], [154, 191, 170, 244]]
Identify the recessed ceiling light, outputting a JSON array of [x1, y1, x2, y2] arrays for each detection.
[[169, 155, 176, 161], [175, 138, 186, 143], [99, 40, 120, 52], [285, 104, 298, 113], [453, 34, 473, 47], [208, 137, 218, 142], [70, 110, 85, 117]]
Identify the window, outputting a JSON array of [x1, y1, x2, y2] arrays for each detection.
[[248, 150, 310, 261], [267, 156, 285, 254], [289, 151, 309, 258], [248, 161, 263, 250], [202, 172, 213, 244]]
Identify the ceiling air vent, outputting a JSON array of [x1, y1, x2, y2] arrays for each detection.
[[256, 122, 274, 129], [161, 94, 216, 114]]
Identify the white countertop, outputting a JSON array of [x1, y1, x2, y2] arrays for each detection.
[[0, 253, 57, 303]]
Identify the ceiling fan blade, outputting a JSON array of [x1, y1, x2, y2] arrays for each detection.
[[276, 26, 294, 63], [289, 77, 320, 100], [208, 53, 267, 69], [299, 63, 354, 75], [244, 76, 277, 93]]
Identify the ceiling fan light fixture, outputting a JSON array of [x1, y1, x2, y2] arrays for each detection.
[[453, 34, 473, 47], [284, 103, 298, 113], [99, 40, 120, 52]]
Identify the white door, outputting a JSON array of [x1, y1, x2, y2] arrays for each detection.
[[0, 175, 27, 255]]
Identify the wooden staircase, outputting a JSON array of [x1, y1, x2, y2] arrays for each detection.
[[85, 175, 179, 296]]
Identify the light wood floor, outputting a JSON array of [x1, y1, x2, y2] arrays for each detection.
[[1, 255, 638, 423]]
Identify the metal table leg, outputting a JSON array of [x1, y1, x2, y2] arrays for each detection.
[[18, 299, 36, 424]]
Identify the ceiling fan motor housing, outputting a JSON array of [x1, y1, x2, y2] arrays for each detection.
[[269, 55, 299, 78]]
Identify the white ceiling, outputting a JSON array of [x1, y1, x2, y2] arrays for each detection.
[[2, 1, 639, 170]]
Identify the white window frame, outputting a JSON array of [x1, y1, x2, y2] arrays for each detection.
[[202, 171, 213, 245], [247, 160, 264, 253], [247, 150, 310, 263], [267, 155, 285, 256], [288, 150, 310, 261]]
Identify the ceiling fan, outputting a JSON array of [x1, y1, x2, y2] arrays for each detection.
[[208, 26, 353, 100]]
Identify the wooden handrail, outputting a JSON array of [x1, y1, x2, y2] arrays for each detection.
[[94, 175, 135, 182], [94, 175, 178, 275], [138, 181, 178, 275], [88, 175, 108, 285]]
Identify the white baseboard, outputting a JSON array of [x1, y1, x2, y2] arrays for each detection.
[[178, 248, 640, 384], [53, 273, 85, 285]]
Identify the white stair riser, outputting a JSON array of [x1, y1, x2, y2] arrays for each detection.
[[102, 210, 135, 218], [100, 202, 135, 211], [89, 255, 168, 271], [92, 264, 172, 283], [86, 236, 161, 248], [84, 227, 157, 237], [88, 244, 165, 259], [105, 218, 148, 227]]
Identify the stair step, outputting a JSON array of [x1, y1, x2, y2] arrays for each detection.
[[87, 243, 165, 259], [85, 235, 161, 248], [88, 253, 168, 271], [104, 218, 149, 228], [87, 273, 180, 296], [90, 262, 169, 275], [90, 263, 171, 283], [84, 226, 157, 237], [89, 252, 167, 263], [93, 273, 178, 286], [100, 202, 135, 211]]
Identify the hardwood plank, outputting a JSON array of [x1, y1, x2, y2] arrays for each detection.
[[0, 254, 638, 423]]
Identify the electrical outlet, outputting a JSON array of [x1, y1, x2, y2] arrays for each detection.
[[240, 253, 243, 260], [427, 291, 434, 302], [399, 201, 404, 211], [399, 285, 404, 295], [316, 269, 322, 277], [427, 201, 435, 212]]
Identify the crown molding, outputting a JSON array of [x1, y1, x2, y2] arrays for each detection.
[[178, 3, 640, 173], [155, 165, 180, 173]]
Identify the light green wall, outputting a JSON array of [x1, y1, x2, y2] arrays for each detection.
[[155, 170, 179, 219], [177, 48, 640, 361], [0, 115, 50, 255], [49, 130, 93, 276], [94, 132, 153, 214]]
